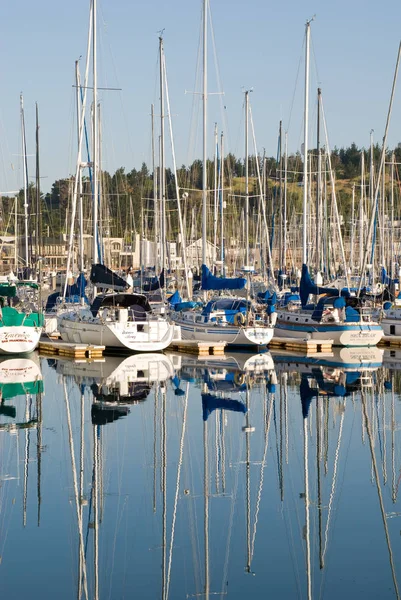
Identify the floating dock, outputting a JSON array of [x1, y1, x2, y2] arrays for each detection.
[[39, 339, 105, 360], [379, 335, 401, 348], [168, 340, 226, 356], [269, 337, 333, 354]]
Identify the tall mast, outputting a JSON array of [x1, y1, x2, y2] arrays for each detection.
[[279, 120, 283, 270], [390, 152, 395, 278], [92, 0, 98, 291], [316, 88, 321, 274], [159, 36, 166, 272], [202, 0, 208, 267], [35, 103, 41, 263], [151, 103, 159, 272], [283, 132, 288, 274], [302, 20, 312, 266], [359, 152, 365, 271], [75, 60, 85, 278], [245, 90, 250, 267], [220, 131, 224, 271], [20, 94, 29, 268], [213, 122, 218, 254], [350, 184, 355, 273]]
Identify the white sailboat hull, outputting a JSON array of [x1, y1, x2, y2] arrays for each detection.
[[58, 314, 175, 352], [176, 316, 274, 347], [275, 311, 383, 347], [0, 327, 41, 355]]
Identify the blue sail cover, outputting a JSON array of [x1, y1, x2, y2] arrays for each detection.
[[45, 274, 89, 311], [142, 269, 165, 292], [168, 290, 182, 307], [90, 264, 129, 291], [300, 264, 341, 307], [201, 264, 246, 291], [381, 266, 399, 286], [202, 393, 247, 421]]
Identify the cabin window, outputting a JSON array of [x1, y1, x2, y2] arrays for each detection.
[[390, 325, 396, 335], [295, 318, 298, 321]]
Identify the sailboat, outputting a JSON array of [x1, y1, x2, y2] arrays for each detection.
[[172, 0, 274, 348], [57, 0, 175, 352], [0, 282, 43, 354], [274, 21, 383, 347]]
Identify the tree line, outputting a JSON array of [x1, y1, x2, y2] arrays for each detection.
[[1, 141, 400, 242]]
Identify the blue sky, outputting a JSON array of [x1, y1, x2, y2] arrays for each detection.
[[0, 0, 400, 193]]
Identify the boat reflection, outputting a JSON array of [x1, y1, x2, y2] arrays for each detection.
[[277, 348, 398, 600], [24, 347, 401, 600], [0, 354, 44, 537], [49, 352, 175, 425]]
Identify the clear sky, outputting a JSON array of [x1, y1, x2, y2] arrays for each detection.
[[0, 0, 401, 194]]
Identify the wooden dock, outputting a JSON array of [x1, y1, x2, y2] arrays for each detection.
[[39, 339, 105, 360], [168, 339, 226, 356], [269, 337, 333, 354], [379, 335, 401, 348]]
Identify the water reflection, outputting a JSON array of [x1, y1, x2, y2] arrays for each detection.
[[0, 354, 43, 541], [3, 349, 401, 598]]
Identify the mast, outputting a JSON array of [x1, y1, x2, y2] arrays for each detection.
[[390, 152, 395, 279], [357, 41, 401, 296], [283, 133, 288, 275], [75, 60, 85, 279], [220, 132, 224, 271], [151, 103, 159, 272], [92, 0, 98, 294], [316, 88, 322, 274], [159, 36, 166, 272], [202, 0, 208, 267], [350, 184, 355, 273], [35, 103, 41, 263], [359, 152, 365, 271], [302, 20, 312, 266], [279, 120, 283, 271], [213, 122, 218, 254], [245, 90, 250, 267], [20, 94, 29, 269]]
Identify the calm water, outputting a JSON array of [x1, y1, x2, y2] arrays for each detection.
[[0, 347, 400, 599]]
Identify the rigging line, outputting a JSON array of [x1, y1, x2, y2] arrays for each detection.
[[321, 399, 346, 567], [184, 3, 203, 169], [286, 34, 304, 134], [166, 383, 189, 600], [279, 389, 303, 598], [215, 411, 220, 494], [107, 412, 131, 600], [382, 385, 387, 486], [392, 385, 396, 504], [319, 398, 357, 600], [220, 416, 245, 600], [162, 386, 167, 600], [250, 392, 273, 561], [249, 104, 275, 282], [320, 94, 350, 289], [272, 396, 281, 488], [362, 388, 400, 600], [154, 382, 159, 513], [304, 415, 312, 600], [63, 379, 89, 600]]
